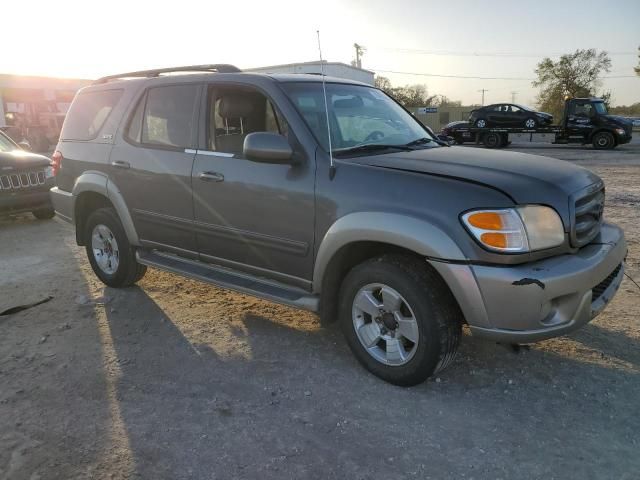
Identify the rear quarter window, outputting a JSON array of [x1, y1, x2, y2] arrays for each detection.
[[61, 89, 123, 141]]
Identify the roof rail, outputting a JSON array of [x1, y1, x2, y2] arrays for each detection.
[[93, 64, 242, 84]]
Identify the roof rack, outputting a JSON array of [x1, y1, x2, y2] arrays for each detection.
[[93, 64, 242, 84]]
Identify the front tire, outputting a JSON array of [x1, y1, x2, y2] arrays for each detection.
[[592, 131, 615, 150], [339, 255, 462, 386], [84, 207, 146, 287], [475, 119, 487, 128], [32, 207, 55, 220]]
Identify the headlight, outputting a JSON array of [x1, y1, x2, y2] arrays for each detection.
[[615, 128, 626, 135], [461, 206, 564, 253]]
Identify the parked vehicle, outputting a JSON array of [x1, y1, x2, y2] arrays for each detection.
[[441, 121, 474, 144], [469, 103, 553, 129], [0, 129, 55, 219], [50, 65, 626, 386], [459, 98, 633, 149]]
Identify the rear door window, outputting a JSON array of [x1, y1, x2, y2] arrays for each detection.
[[61, 89, 122, 141], [140, 85, 198, 148]]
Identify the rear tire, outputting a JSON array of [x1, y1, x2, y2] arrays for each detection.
[[524, 117, 537, 129], [32, 207, 55, 220], [339, 254, 462, 386], [592, 131, 615, 150], [483, 132, 502, 148], [84, 207, 147, 287]]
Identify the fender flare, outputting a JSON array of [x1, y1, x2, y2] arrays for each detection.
[[72, 172, 140, 246], [312, 212, 467, 293]]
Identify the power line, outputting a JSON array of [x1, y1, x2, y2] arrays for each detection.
[[373, 68, 637, 81], [368, 46, 638, 58]]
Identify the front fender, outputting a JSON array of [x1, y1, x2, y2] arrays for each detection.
[[312, 212, 467, 293]]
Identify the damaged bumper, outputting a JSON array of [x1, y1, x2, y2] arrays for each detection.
[[430, 223, 626, 343]]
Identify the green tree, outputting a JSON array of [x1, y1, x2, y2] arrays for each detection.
[[532, 49, 612, 119], [374, 76, 436, 107]]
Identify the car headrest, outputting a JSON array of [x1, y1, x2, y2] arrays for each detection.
[[218, 95, 254, 118]]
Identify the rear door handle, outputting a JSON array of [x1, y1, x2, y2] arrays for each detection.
[[198, 171, 224, 182], [111, 160, 130, 169]]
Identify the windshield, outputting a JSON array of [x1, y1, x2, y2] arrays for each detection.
[[593, 102, 608, 115], [0, 132, 18, 153], [282, 82, 436, 153]]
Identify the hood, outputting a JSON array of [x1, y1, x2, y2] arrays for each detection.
[[0, 150, 51, 170], [602, 114, 632, 126], [343, 146, 600, 226], [536, 111, 553, 118]]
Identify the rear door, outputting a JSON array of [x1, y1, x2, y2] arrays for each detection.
[[191, 83, 316, 286], [109, 83, 201, 255], [486, 105, 504, 125]]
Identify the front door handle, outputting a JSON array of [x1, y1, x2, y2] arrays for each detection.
[[111, 160, 130, 169], [198, 171, 224, 182]]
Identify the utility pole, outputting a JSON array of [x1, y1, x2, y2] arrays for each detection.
[[478, 89, 488, 106], [511, 91, 518, 103], [353, 43, 366, 69]]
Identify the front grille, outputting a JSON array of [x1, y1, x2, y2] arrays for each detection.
[[571, 183, 605, 247], [0, 169, 46, 191], [592, 263, 623, 303]]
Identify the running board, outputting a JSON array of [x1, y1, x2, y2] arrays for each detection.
[[136, 250, 319, 312]]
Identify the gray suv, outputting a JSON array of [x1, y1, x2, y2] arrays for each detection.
[[50, 64, 626, 386]]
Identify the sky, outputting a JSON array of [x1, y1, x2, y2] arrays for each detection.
[[3, 0, 639, 106]]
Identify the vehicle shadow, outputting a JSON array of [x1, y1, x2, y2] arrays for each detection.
[[0, 216, 112, 480], [101, 283, 640, 479]]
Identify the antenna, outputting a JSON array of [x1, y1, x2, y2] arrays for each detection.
[[316, 30, 336, 179]]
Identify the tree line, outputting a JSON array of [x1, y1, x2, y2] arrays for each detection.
[[375, 46, 640, 118]]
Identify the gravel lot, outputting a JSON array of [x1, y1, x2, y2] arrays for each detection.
[[1, 141, 639, 480]]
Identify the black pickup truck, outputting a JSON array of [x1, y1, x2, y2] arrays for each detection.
[[450, 98, 633, 149], [0, 130, 55, 219]]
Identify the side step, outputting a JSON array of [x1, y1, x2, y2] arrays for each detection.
[[136, 250, 319, 312]]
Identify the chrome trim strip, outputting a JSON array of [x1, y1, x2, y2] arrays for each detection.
[[184, 149, 235, 158], [197, 150, 235, 158]]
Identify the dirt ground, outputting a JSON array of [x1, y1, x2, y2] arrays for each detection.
[[1, 141, 639, 480]]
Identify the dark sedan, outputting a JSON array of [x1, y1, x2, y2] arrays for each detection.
[[0, 130, 55, 219], [469, 103, 553, 129], [441, 121, 475, 144]]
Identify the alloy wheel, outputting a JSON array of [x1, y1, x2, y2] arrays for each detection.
[[351, 283, 420, 366], [91, 224, 120, 275]]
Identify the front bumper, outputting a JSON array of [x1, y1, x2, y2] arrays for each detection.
[[430, 223, 626, 343], [0, 189, 53, 215]]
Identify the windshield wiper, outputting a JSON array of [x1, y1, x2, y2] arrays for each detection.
[[333, 143, 414, 156], [405, 137, 433, 146]]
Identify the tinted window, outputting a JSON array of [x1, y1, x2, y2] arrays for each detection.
[[208, 88, 287, 153], [141, 85, 198, 148], [61, 89, 122, 141]]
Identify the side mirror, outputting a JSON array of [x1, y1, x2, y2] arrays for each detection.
[[437, 134, 454, 144], [18, 140, 32, 152], [243, 132, 293, 164]]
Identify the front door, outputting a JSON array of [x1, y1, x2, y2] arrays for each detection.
[[191, 85, 315, 286], [109, 83, 201, 255], [565, 100, 595, 142]]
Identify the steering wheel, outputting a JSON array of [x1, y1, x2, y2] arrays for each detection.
[[363, 130, 385, 142]]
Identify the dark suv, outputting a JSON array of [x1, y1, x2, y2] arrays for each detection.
[[1, 129, 55, 219], [50, 65, 626, 386]]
